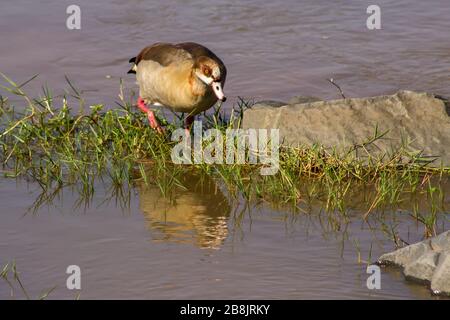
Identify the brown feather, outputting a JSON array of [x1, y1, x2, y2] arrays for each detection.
[[134, 43, 190, 67], [129, 42, 226, 115]]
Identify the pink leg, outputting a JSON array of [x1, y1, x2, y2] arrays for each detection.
[[137, 97, 163, 133]]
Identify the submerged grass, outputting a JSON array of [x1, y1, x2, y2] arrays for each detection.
[[1, 260, 57, 300], [0, 74, 449, 237], [1, 259, 79, 300]]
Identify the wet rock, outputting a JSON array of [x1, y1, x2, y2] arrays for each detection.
[[242, 91, 450, 166], [378, 230, 450, 296]]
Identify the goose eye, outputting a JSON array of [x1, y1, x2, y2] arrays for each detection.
[[203, 67, 211, 77]]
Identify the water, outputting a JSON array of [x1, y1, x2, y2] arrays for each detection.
[[1, 0, 450, 299], [0, 0, 449, 106], [1, 177, 449, 299]]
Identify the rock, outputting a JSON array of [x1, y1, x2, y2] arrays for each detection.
[[252, 100, 287, 108], [403, 251, 439, 282], [378, 230, 450, 296], [287, 95, 322, 105], [431, 250, 450, 295], [378, 241, 430, 267], [242, 91, 450, 166]]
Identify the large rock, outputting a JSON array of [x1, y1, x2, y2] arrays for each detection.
[[378, 230, 450, 296], [242, 91, 450, 166]]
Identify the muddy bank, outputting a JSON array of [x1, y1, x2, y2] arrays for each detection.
[[243, 91, 450, 166]]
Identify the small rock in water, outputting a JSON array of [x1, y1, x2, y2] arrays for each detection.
[[378, 230, 450, 296]]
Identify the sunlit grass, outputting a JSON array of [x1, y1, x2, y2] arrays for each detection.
[[0, 74, 449, 237]]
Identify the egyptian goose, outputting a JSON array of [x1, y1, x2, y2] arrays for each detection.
[[128, 42, 227, 132]]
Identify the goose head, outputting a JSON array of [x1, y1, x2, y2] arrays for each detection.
[[193, 56, 226, 102]]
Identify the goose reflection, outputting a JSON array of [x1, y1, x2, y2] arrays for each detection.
[[137, 173, 230, 249]]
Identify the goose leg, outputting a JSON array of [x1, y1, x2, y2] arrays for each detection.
[[184, 115, 194, 136], [137, 97, 163, 133]]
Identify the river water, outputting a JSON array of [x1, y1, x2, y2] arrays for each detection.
[[1, 0, 450, 299], [1, 0, 449, 106], [1, 176, 449, 299]]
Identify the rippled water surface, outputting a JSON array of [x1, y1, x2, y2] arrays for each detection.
[[1, 0, 449, 105], [1, 174, 449, 299], [1, 0, 450, 299]]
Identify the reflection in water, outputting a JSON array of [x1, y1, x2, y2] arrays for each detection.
[[137, 173, 230, 249], [3, 173, 450, 299]]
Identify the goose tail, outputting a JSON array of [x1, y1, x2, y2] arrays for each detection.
[[127, 57, 137, 74]]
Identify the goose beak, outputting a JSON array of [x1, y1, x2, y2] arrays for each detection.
[[212, 81, 226, 102]]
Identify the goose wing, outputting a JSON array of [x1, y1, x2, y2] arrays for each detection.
[[128, 42, 191, 72], [128, 42, 226, 79]]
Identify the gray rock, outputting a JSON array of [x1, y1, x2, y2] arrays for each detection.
[[252, 100, 287, 108], [430, 228, 450, 250], [288, 95, 323, 105], [242, 91, 450, 166], [403, 251, 439, 282], [431, 250, 450, 295], [378, 241, 430, 266], [378, 230, 450, 296]]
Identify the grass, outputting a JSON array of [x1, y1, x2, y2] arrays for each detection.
[[1, 260, 57, 300], [0, 74, 449, 237]]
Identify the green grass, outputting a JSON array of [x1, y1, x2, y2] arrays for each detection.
[[0, 74, 449, 237], [0, 260, 58, 300]]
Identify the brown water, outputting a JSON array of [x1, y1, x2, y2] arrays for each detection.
[[1, 0, 450, 299], [1, 0, 449, 106], [1, 175, 449, 300]]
